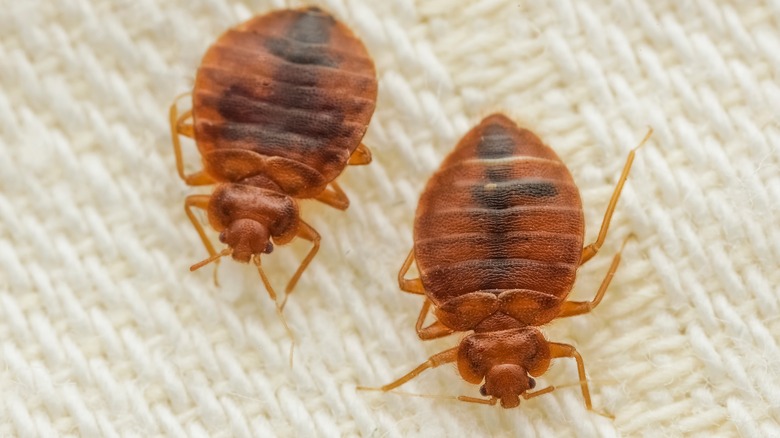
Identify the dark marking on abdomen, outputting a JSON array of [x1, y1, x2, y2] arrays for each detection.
[[204, 82, 351, 170], [213, 83, 347, 137], [265, 38, 338, 67], [264, 10, 338, 67], [287, 9, 335, 42], [476, 123, 516, 160], [472, 180, 559, 210]]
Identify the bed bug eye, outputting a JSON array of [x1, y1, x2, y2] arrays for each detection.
[[479, 385, 488, 396], [219, 231, 227, 243], [263, 242, 274, 254], [528, 378, 536, 390]]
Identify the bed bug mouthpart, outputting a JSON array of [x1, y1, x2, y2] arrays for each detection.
[[169, 7, 378, 317], [359, 114, 652, 412]]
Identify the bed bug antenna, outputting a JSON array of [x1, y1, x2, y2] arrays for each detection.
[[358, 385, 564, 407], [457, 395, 499, 406], [521, 385, 555, 400], [190, 248, 232, 271], [254, 256, 295, 366], [358, 386, 498, 405]]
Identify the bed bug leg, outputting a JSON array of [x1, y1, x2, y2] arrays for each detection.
[[314, 181, 350, 210], [580, 128, 652, 265], [357, 347, 457, 392], [398, 249, 425, 295], [184, 194, 223, 285], [254, 256, 295, 365], [185, 195, 218, 260], [416, 299, 454, 340], [548, 342, 613, 417], [557, 235, 631, 318], [170, 93, 215, 186], [281, 220, 321, 308], [348, 143, 372, 165]]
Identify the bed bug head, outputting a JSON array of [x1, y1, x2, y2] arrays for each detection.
[[218, 219, 274, 263], [189, 219, 274, 273], [200, 183, 299, 267], [457, 329, 550, 408], [480, 364, 536, 408]]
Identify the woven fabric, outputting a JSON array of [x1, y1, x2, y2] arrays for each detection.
[[1, 0, 778, 436]]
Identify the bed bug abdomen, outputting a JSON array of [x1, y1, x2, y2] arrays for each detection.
[[192, 7, 378, 197], [414, 114, 585, 307]]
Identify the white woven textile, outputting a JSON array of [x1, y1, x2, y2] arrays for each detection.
[[1, 0, 778, 436]]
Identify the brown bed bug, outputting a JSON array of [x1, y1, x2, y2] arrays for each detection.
[[361, 114, 651, 410], [169, 7, 377, 309]]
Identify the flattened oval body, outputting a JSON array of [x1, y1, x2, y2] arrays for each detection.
[[192, 7, 377, 196], [414, 114, 585, 313]]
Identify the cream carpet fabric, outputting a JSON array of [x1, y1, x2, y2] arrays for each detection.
[[2, 0, 779, 436]]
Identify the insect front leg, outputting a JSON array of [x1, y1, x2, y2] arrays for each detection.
[[358, 347, 457, 392], [169, 92, 215, 186], [547, 342, 593, 410], [281, 220, 320, 307], [580, 128, 652, 265], [184, 194, 217, 259], [184, 194, 224, 285], [548, 342, 613, 417]]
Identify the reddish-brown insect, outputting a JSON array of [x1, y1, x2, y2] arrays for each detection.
[[169, 7, 377, 308], [362, 114, 651, 410]]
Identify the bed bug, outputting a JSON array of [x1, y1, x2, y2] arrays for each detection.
[[361, 114, 651, 410], [169, 7, 377, 308]]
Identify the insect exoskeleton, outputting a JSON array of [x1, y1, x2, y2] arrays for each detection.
[[169, 7, 377, 312], [361, 114, 652, 412]]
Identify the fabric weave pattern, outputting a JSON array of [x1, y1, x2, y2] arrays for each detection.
[[0, 0, 778, 436]]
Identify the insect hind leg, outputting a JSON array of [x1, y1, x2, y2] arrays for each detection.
[[580, 128, 652, 265]]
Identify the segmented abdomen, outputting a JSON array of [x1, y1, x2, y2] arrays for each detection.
[[192, 7, 377, 187], [414, 114, 585, 305]]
